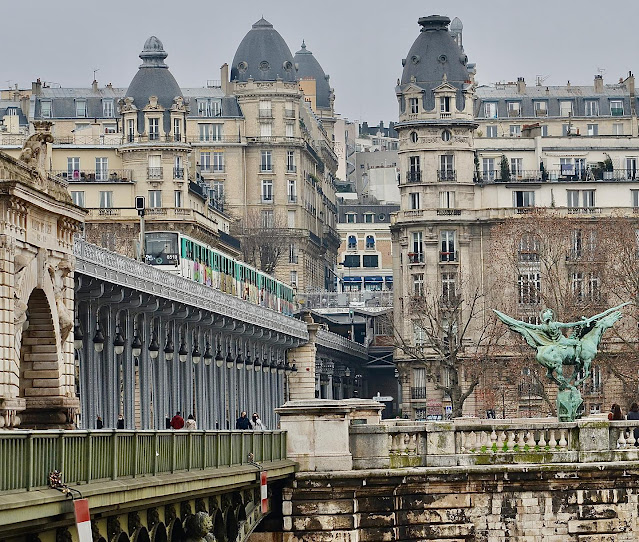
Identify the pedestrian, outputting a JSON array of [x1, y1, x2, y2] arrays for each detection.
[[116, 414, 125, 429], [235, 411, 252, 430], [252, 413, 267, 430], [186, 414, 197, 430], [171, 411, 185, 429], [627, 403, 639, 444], [608, 404, 624, 420], [96, 416, 104, 429], [165, 416, 172, 429]]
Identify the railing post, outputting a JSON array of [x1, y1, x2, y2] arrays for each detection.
[[133, 432, 138, 478], [86, 433, 93, 484], [153, 433, 159, 476], [58, 432, 66, 477], [188, 431, 193, 471], [216, 433, 221, 468], [229, 432, 233, 467], [112, 431, 119, 480], [27, 433, 34, 491], [201, 431, 207, 470], [171, 431, 176, 473]]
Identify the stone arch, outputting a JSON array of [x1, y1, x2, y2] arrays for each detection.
[[113, 532, 131, 542], [167, 519, 185, 542], [131, 527, 150, 542], [150, 523, 167, 542], [223, 507, 238, 542], [210, 509, 225, 542]]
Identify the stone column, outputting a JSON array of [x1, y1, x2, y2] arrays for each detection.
[[286, 314, 319, 401]]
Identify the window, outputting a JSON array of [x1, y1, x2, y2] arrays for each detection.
[[408, 156, 420, 182], [345, 213, 356, 223], [212, 151, 224, 172], [210, 180, 224, 205], [534, 101, 547, 117], [343, 254, 360, 267], [288, 180, 297, 203], [440, 155, 454, 178], [67, 157, 80, 179], [199, 151, 211, 172], [173, 118, 182, 142], [261, 179, 273, 202], [409, 97, 419, 114], [286, 123, 294, 138], [173, 156, 184, 179], [486, 125, 497, 138], [148, 190, 162, 208], [632, 190, 639, 209], [613, 123, 624, 135], [287, 210, 296, 228], [610, 100, 624, 116], [71, 191, 85, 207], [148, 154, 161, 179], [411, 232, 423, 263], [259, 100, 272, 117], [410, 131, 419, 143], [103, 124, 116, 134], [261, 210, 274, 228], [440, 96, 451, 113], [482, 158, 495, 181], [174, 190, 182, 208], [507, 101, 520, 117], [518, 272, 540, 304], [585, 100, 599, 116], [439, 191, 455, 209], [260, 122, 272, 138], [440, 230, 456, 262], [413, 324, 427, 347], [40, 100, 51, 118], [364, 213, 374, 223], [586, 272, 600, 302], [76, 100, 87, 118], [286, 151, 296, 172], [541, 125, 548, 137], [409, 192, 420, 210], [199, 123, 222, 141], [365, 235, 375, 249], [197, 99, 219, 117], [413, 273, 424, 296], [127, 119, 135, 142], [95, 157, 108, 181], [102, 99, 114, 118], [99, 191, 113, 208], [559, 101, 573, 117], [442, 272, 457, 302], [562, 124, 571, 136], [509, 125, 521, 137], [260, 150, 272, 172], [518, 234, 540, 262], [627, 158, 638, 180], [484, 102, 497, 118], [363, 255, 378, 268], [587, 124, 598, 136], [513, 190, 535, 208], [575, 158, 586, 179], [567, 190, 595, 209], [289, 244, 298, 264], [347, 235, 357, 249], [148, 117, 160, 140], [290, 271, 297, 288], [510, 158, 523, 178]]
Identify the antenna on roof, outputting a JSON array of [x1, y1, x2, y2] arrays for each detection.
[[93, 68, 99, 81], [596, 67, 607, 76], [535, 74, 549, 86]]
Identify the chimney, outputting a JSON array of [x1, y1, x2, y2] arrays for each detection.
[[623, 71, 635, 95], [92, 80, 98, 92], [517, 77, 526, 94], [220, 63, 229, 95], [594, 74, 604, 93], [32, 78, 42, 96]]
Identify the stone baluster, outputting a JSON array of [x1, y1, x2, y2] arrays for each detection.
[[558, 429, 568, 450], [617, 429, 627, 449], [516, 431, 526, 449], [549, 430, 557, 449], [407, 433, 417, 456], [497, 431, 506, 451], [480, 431, 489, 450], [490, 429, 498, 450], [467, 431, 477, 452], [538, 431, 547, 448], [390, 433, 400, 455], [506, 431, 516, 451], [525, 431, 536, 449], [626, 428, 636, 448]]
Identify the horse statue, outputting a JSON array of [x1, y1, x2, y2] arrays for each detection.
[[494, 303, 628, 421]]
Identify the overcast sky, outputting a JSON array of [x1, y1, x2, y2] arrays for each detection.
[[2, 0, 638, 123]]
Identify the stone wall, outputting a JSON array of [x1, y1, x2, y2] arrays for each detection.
[[282, 465, 639, 541]]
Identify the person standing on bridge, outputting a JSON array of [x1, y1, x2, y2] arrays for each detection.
[[185, 414, 197, 430], [252, 413, 267, 430], [171, 411, 185, 429], [96, 416, 103, 429], [236, 411, 252, 430], [117, 414, 125, 429]]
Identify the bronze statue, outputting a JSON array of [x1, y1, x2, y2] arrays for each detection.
[[494, 303, 628, 421]]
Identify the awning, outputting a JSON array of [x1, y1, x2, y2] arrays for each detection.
[[385, 276, 394, 282], [342, 276, 362, 282], [364, 276, 383, 282]]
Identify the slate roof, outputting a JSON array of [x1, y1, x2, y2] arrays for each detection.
[[294, 41, 331, 110], [399, 15, 470, 111], [230, 18, 297, 83], [0, 101, 28, 126]]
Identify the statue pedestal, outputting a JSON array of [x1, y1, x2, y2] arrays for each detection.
[[557, 388, 583, 422]]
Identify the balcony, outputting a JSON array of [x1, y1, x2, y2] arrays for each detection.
[[475, 170, 543, 184], [403, 209, 423, 218], [535, 109, 548, 117], [439, 251, 458, 263], [437, 209, 462, 216], [288, 194, 298, 203], [147, 167, 163, 179], [261, 196, 274, 204], [287, 165, 297, 173], [97, 208, 121, 216], [187, 136, 241, 144], [405, 170, 421, 183], [439, 112, 452, 119], [408, 252, 424, 264], [260, 166, 274, 173], [437, 170, 457, 182], [53, 169, 133, 183], [173, 167, 184, 179], [284, 109, 295, 118], [411, 387, 427, 400], [567, 206, 601, 215], [259, 109, 273, 118]]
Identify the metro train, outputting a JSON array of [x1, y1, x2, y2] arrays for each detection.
[[144, 231, 295, 316]]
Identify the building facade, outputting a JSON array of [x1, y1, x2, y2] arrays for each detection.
[[392, 15, 639, 420]]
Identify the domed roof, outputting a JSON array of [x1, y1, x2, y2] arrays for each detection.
[[294, 41, 331, 110], [400, 16, 469, 88], [126, 36, 182, 133], [230, 18, 296, 83], [450, 17, 463, 31]]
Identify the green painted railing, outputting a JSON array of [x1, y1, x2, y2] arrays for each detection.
[[0, 430, 287, 492]]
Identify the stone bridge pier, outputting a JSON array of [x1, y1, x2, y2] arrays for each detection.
[[0, 129, 84, 429]]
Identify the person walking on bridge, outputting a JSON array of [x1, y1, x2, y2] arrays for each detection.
[[236, 411, 252, 430], [171, 411, 185, 429]]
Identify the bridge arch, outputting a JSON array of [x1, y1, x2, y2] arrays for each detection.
[[167, 519, 184, 542], [131, 526, 150, 542], [150, 522, 167, 542], [113, 532, 130, 542]]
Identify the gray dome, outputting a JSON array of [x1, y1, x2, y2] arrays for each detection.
[[230, 18, 296, 83], [294, 41, 331, 110], [450, 17, 463, 31], [125, 36, 182, 134], [400, 16, 469, 87]]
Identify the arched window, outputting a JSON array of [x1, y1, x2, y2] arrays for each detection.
[[365, 235, 375, 249], [347, 235, 357, 249]]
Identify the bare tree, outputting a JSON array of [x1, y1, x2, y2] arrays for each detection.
[[231, 209, 289, 275]]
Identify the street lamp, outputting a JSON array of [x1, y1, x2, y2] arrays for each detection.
[[245, 352, 253, 371], [164, 335, 174, 361], [178, 336, 188, 363], [253, 357, 261, 372], [131, 332, 142, 358], [215, 343, 224, 367], [93, 323, 105, 353], [74, 322, 84, 350], [263, 358, 270, 373], [203, 340, 213, 365], [226, 350, 234, 369], [148, 333, 160, 360], [236, 350, 244, 369], [191, 331, 201, 364], [113, 325, 125, 356]]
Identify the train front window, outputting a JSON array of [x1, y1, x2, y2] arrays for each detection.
[[145, 233, 179, 265]]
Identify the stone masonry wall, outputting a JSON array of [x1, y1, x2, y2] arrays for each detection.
[[282, 464, 639, 541]]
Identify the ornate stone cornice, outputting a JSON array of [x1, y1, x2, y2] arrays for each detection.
[[73, 238, 308, 340]]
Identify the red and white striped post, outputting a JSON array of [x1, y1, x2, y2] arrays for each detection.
[[74, 499, 92, 542], [260, 471, 268, 514]]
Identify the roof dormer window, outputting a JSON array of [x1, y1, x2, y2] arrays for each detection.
[[409, 98, 419, 114], [484, 102, 497, 118], [75, 99, 87, 118]]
